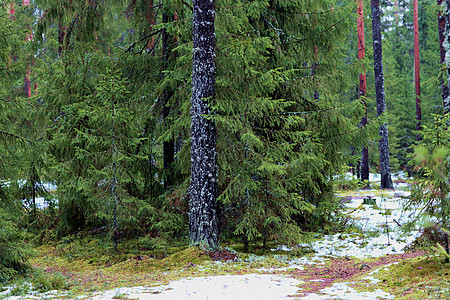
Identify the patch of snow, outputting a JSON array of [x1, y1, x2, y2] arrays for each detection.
[[293, 192, 421, 260], [300, 282, 395, 299], [86, 274, 303, 300], [23, 197, 58, 209]]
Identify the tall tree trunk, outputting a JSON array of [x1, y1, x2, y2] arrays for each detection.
[[371, 0, 393, 189], [357, 0, 369, 184], [189, 0, 218, 250], [312, 46, 319, 101], [414, 0, 421, 137], [162, 12, 175, 190], [438, 0, 450, 114], [394, 0, 399, 24], [146, 0, 156, 49], [443, 1, 450, 115], [23, 0, 32, 98]]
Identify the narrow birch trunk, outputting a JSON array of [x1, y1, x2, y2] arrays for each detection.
[[189, 0, 219, 250], [371, 0, 393, 189], [357, 0, 369, 184], [414, 0, 421, 137]]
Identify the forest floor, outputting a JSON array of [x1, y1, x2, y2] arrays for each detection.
[[3, 173, 450, 299]]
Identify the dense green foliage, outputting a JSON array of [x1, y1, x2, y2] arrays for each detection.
[[0, 0, 449, 277], [408, 114, 450, 254], [0, 7, 31, 282]]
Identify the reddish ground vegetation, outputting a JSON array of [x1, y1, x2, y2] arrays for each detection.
[[207, 250, 238, 262], [289, 251, 424, 297]]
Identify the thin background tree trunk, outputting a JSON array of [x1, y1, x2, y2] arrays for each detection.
[[357, 0, 369, 185], [442, 1, 450, 115], [162, 12, 175, 190], [414, 0, 422, 137], [438, 0, 450, 114], [371, 0, 393, 189], [189, 0, 219, 250], [394, 0, 399, 24]]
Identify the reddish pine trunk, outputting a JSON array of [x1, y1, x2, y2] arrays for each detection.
[[58, 23, 66, 56], [8, 3, 15, 18], [24, 65, 31, 98], [357, 0, 369, 183], [23, 0, 32, 98], [394, 0, 399, 24], [147, 0, 156, 49], [414, 0, 421, 136]]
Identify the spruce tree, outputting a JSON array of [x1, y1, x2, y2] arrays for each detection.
[[0, 7, 31, 281]]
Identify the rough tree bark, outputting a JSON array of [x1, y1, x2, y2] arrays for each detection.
[[438, 0, 450, 115], [189, 0, 219, 250], [443, 0, 450, 115], [414, 0, 421, 137], [371, 0, 393, 189], [357, 0, 369, 184]]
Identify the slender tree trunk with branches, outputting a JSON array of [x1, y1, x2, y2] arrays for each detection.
[[414, 0, 421, 138]]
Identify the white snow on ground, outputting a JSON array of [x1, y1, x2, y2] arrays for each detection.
[[300, 282, 395, 299], [83, 274, 303, 300]]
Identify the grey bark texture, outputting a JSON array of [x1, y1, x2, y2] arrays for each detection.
[[189, 0, 219, 250], [444, 0, 450, 115], [371, 0, 393, 189]]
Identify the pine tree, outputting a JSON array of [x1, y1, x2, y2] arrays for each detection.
[[357, 0, 369, 184]]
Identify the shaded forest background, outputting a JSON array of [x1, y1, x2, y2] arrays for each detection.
[[0, 0, 448, 281]]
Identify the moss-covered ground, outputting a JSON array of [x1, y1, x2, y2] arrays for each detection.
[[347, 254, 450, 299], [6, 236, 447, 299], [2, 237, 300, 299]]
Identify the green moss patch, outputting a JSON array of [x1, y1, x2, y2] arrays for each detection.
[[348, 253, 450, 299]]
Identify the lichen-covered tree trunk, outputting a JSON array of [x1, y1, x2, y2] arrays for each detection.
[[189, 0, 218, 250], [371, 0, 393, 189], [357, 0, 369, 184], [443, 0, 450, 115], [413, 0, 421, 136]]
